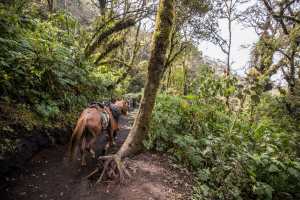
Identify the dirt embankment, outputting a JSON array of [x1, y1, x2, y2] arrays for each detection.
[[0, 126, 72, 187]]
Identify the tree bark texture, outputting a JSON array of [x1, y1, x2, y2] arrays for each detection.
[[117, 0, 175, 159]]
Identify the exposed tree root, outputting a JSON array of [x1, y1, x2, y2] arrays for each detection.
[[84, 168, 99, 179], [85, 154, 131, 184]]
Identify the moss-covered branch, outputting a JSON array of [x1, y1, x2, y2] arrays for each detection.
[[94, 38, 124, 65], [84, 18, 136, 58]]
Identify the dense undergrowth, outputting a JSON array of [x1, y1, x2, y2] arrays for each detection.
[[147, 94, 300, 200], [0, 2, 107, 154]]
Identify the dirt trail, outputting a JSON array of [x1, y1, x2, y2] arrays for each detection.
[[1, 111, 193, 200]]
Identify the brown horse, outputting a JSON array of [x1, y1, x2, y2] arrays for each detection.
[[69, 100, 129, 166]]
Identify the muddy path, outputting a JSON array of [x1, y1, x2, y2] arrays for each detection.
[[1, 111, 193, 200]]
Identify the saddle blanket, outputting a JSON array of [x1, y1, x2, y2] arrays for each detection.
[[100, 111, 110, 130]]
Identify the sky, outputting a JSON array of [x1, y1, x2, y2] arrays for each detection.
[[197, 0, 259, 77], [198, 20, 259, 76]]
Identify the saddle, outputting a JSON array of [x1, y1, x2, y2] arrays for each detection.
[[88, 102, 121, 130], [89, 102, 121, 117], [88, 102, 105, 109], [88, 102, 110, 130], [99, 104, 122, 130]]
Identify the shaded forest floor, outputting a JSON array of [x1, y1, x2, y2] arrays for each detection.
[[2, 111, 193, 200]]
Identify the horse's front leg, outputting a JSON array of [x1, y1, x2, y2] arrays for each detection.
[[87, 127, 101, 159], [88, 136, 97, 159]]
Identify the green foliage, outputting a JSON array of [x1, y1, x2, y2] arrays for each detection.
[[0, 1, 114, 154], [35, 101, 60, 120], [146, 94, 300, 199], [0, 2, 108, 112], [189, 64, 237, 100]]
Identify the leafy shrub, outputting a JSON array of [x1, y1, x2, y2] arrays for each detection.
[[146, 95, 300, 200], [35, 101, 60, 120], [0, 2, 106, 109], [0, 1, 108, 154]]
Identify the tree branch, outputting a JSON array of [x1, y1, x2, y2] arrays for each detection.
[[84, 18, 136, 58], [94, 39, 124, 65]]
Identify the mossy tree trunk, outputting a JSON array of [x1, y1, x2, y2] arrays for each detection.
[[117, 0, 175, 158]]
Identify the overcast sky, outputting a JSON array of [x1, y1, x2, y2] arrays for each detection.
[[197, 0, 259, 77], [198, 19, 258, 76]]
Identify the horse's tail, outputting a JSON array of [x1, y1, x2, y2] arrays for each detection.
[[69, 115, 87, 161]]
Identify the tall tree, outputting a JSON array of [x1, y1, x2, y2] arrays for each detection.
[[190, 0, 248, 74], [46, 0, 55, 12], [243, 0, 300, 114], [118, 0, 175, 158], [94, 0, 175, 182]]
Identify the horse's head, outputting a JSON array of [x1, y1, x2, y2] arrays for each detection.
[[115, 99, 129, 115]]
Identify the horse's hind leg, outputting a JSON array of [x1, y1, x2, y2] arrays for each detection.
[[113, 130, 119, 138], [87, 126, 100, 159], [80, 137, 87, 167], [108, 128, 116, 147]]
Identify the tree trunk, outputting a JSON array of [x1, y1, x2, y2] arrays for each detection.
[[166, 66, 172, 89], [288, 52, 296, 95], [225, 0, 233, 75], [117, 0, 175, 159], [183, 51, 188, 95], [227, 19, 231, 75], [47, 0, 54, 12], [99, 0, 107, 15]]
